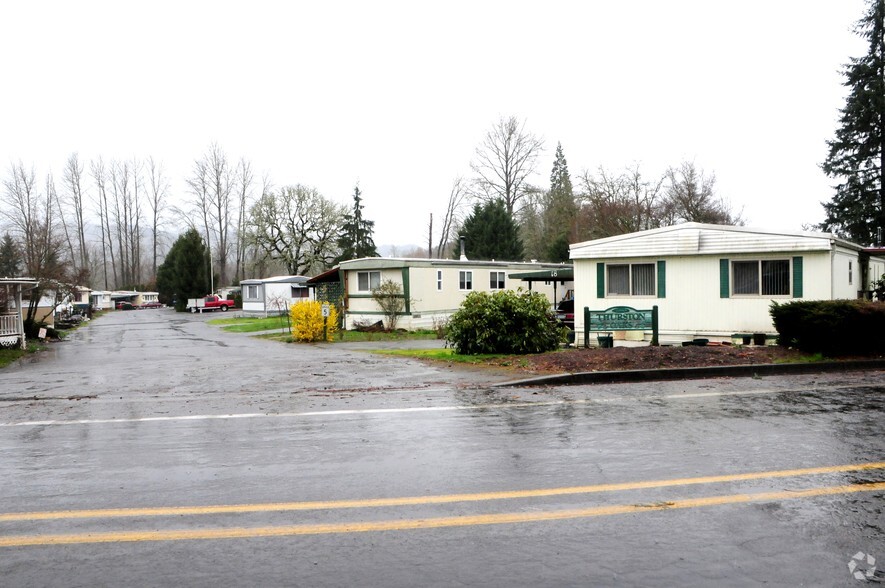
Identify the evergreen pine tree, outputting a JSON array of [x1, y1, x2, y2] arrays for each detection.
[[0, 233, 22, 277], [457, 200, 524, 261], [336, 185, 378, 263], [541, 142, 578, 260], [821, 0, 885, 245], [156, 228, 211, 311]]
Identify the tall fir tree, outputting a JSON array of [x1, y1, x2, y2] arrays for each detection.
[[0, 232, 22, 277], [336, 185, 378, 263], [541, 142, 577, 261], [821, 0, 885, 245], [156, 228, 211, 311], [457, 200, 524, 261]]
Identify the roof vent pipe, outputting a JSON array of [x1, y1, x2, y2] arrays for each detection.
[[459, 236, 468, 261]]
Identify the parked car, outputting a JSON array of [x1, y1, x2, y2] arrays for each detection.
[[555, 298, 574, 330], [139, 301, 164, 309], [116, 301, 135, 311], [186, 295, 235, 313]]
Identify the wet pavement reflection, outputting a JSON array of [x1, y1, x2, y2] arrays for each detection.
[[0, 310, 883, 586]]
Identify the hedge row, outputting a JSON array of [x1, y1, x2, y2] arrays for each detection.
[[770, 300, 885, 355]]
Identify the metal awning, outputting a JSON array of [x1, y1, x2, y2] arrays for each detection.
[[306, 267, 341, 285], [508, 268, 573, 282]]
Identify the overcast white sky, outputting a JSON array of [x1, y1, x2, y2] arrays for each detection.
[[1, 1, 870, 250]]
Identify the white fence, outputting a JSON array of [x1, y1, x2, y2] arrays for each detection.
[[0, 314, 19, 337], [0, 314, 21, 348]]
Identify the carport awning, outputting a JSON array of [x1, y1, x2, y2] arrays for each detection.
[[306, 267, 341, 285], [509, 268, 573, 282]]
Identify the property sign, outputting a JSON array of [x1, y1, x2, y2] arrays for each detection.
[[588, 306, 653, 331], [585, 305, 659, 347]]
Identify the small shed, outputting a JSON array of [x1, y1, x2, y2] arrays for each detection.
[[240, 275, 312, 316]]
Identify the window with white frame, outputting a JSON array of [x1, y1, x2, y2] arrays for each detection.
[[459, 270, 473, 290], [849, 260, 853, 285], [357, 271, 381, 292], [245, 285, 259, 300], [732, 260, 790, 296], [291, 286, 309, 298], [437, 270, 443, 291], [607, 263, 655, 296], [489, 271, 506, 290]]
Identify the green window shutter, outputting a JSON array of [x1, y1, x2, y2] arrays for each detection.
[[719, 259, 730, 298], [792, 256, 803, 298], [657, 260, 666, 298], [401, 267, 411, 313], [596, 263, 605, 298]]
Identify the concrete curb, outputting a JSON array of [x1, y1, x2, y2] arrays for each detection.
[[492, 359, 885, 387]]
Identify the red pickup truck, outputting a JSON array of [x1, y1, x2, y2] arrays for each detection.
[[187, 295, 235, 313]]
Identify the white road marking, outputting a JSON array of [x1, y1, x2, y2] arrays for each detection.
[[0, 384, 871, 428]]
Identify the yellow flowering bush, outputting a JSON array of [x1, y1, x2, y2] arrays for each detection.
[[289, 300, 338, 342]]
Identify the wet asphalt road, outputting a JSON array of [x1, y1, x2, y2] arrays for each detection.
[[1, 310, 884, 587]]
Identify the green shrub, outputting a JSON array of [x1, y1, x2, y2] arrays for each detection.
[[770, 299, 885, 355], [446, 289, 565, 355], [371, 279, 406, 330]]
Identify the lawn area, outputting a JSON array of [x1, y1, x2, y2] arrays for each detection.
[[209, 316, 292, 333], [0, 341, 46, 369], [254, 330, 442, 343], [209, 316, 442, 342], [373, 348, 516, 365]]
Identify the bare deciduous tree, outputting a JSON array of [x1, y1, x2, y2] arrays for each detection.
[[146, 157, 168, 281], [91, 158, 114, 289], [62, 153, 90, 276], [186, 143, 237, 288], [577, 165, 665, 240], [434, 177, 469, 258], [471, 116, 544, 216], [660, 161, 742, 226], [246, 185, 345, 276], [1, 162, 65, 321], [234, 158, 255, 283], [108, 160, 142, 287]]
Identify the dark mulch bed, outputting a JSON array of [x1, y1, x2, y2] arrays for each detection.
[[485, 344, 825, 375]]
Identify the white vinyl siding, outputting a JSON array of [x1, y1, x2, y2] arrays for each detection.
[[607, 263, 655, 296], [489, 271, 505, 290], [357, 271, 381, 292], [459, 271, 473, 291]]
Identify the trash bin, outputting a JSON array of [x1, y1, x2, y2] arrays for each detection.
[[597, 333, 613, 348], [753, 333, 766, 346]]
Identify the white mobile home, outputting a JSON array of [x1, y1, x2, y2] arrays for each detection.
[[335, 258, 573, 330], [241, 276, 311, 316], [90, 291, 113, 310], [570, 223, 885, 346]]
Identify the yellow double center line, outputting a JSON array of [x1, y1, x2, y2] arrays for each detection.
[[2, 462, 884, 547]]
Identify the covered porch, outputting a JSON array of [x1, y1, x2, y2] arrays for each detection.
[[1, 278, 39, 350]]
